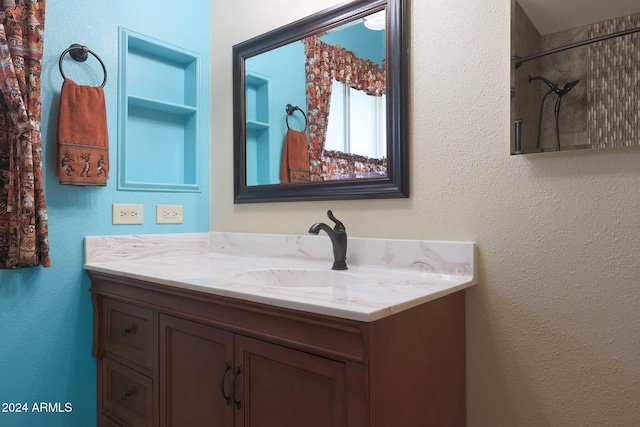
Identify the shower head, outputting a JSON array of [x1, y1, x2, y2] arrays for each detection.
[[529, 75, 580, 97], [559, 79, 580, 96], [554, 79, 580, 118], [528, 75, 558, 92], [530, 75, 580, 151]]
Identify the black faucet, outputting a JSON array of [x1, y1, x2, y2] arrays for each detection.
[[308, 210, 348, 270]]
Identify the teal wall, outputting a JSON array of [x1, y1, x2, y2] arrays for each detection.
[[0, 1, 211, 426], [320, 24, 385, 67]]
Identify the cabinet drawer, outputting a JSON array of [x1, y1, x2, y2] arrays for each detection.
[[103, 358, 153, 427], [100, 412, 126, 427], [104, 298, 154, 369]]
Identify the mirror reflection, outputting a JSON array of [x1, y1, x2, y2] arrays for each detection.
[[244, 9, 387, 186], [511, 0, 640, 154], [233, 0, 408, 203]]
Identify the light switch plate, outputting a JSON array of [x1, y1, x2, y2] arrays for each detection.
[[156, 204, 183, 224]]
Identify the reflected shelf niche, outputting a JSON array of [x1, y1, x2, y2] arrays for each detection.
[[245, 71, 270, 186]]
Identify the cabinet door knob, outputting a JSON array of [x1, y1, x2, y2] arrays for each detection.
[[220, 360, 232, 405], [120, 326, 134, 337], [231, 364, 242, 410], [120, 388, 133, 401]]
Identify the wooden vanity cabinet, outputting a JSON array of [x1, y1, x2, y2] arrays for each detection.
[[90, 271, 466, 427]]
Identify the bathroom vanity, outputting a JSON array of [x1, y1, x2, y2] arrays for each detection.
[[85, 232, 477, 427]]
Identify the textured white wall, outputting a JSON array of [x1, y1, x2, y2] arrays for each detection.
[[211, 0, 640, 425]]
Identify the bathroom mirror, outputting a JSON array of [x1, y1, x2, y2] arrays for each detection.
[[511, 0, 640, 154], [233, 0, 407, 203]]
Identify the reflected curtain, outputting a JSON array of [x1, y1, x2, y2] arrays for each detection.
[[303, 36, 386, 181], [0, 0, 50, 268]]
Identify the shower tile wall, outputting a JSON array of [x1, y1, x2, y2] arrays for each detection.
[[588, 13, 640, 148], [540, 26, 589, 150], [512, 1, 541, 153], [514, 6, 639, 151]]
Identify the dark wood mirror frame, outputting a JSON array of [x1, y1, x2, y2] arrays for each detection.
[[232, 0, 408, 203]]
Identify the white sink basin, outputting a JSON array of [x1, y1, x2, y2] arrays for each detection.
[[226, 268, 367, 287]]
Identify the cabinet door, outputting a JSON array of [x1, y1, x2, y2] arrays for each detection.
[[159, 314, 234, 427], [234, 335, 348, 427]]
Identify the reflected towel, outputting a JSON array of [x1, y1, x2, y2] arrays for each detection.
[[280, 129, 310, 183], [55, 79, 109, 186]]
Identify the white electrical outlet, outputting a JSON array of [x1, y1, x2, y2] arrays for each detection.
[[112, 203, 144, 225], [156, 204, 183, 224]]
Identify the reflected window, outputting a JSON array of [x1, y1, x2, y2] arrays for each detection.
[[325, 79, 386, 158]]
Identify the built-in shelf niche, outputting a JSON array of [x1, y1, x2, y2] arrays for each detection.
[[245, 72, 270, 185], [118, 28, 200, 192]]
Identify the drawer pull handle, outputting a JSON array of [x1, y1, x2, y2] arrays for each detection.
[[120, 388, 133, 401], [220, 360, 232, 405], [231, 364, 242, 410], [120, 326, 134, 337]]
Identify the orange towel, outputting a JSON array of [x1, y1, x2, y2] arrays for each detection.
[[55, 79, 109, 186], [280, 129, 310, 183]]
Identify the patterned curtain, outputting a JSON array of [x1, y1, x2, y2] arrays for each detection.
[[303, 36, 386, 181], [0, 0, 50, 268]]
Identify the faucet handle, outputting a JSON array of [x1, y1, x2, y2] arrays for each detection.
[[326, 210, 345, 233]]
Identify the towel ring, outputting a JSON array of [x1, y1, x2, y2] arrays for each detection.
[[59, 44, 107, 88], [285, 104, 307, 131]]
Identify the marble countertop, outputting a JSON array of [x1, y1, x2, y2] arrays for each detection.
[[84, 232, 477, 322]]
